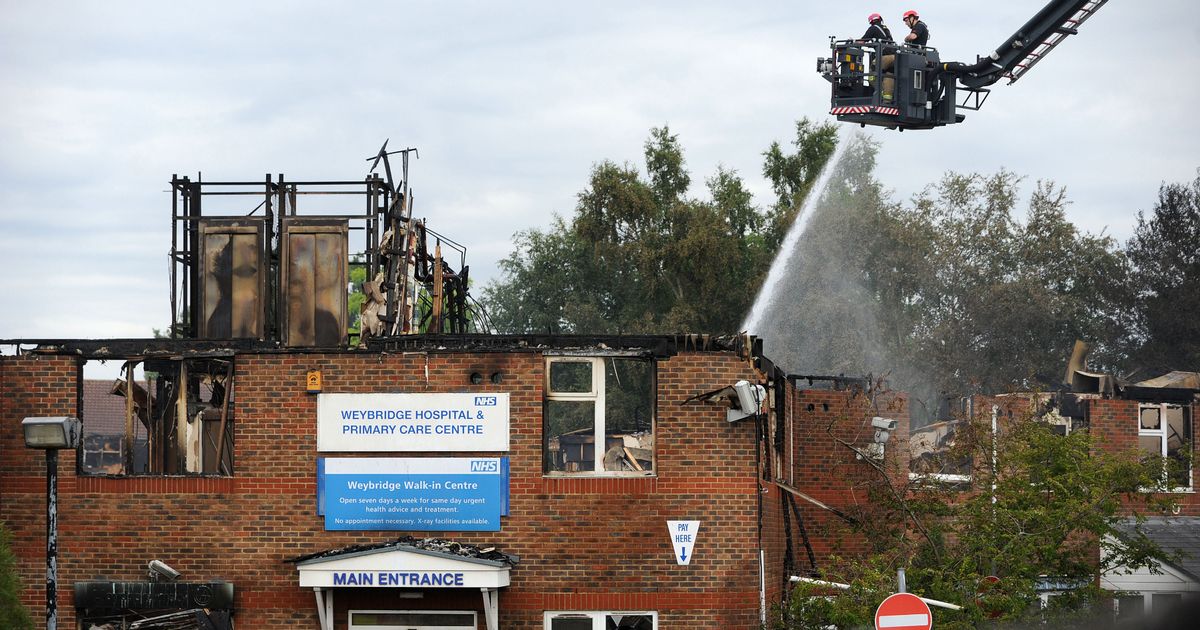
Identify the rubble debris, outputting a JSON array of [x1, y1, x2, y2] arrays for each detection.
[[287, 536, 519, 566]]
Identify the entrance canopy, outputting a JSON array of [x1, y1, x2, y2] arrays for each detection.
[[289, 538, 517, 630]]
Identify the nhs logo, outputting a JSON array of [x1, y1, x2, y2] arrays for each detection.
[[474, 396, 498, 406], [470, 460, 499, 473]]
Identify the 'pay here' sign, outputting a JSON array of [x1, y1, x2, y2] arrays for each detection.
[[667, 520, 700, 565]]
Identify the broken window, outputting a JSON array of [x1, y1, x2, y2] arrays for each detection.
[[545, 612, 656, 630], [1137, 403, 1192, 490], [81, 358, 234, 476], [908, 402, 974, 485], [543, 357, 654, 475]]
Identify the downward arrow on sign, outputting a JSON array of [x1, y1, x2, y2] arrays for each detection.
[[667, 520, 700, 566]]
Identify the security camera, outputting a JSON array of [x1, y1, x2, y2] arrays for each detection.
[[871, 417, 897, 447], [148, 560, 181, 581]]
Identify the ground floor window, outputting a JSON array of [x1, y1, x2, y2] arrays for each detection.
[[349, 610, 477, 630], [545, 612, 655, 629], [1114, 592, 1189, 624]]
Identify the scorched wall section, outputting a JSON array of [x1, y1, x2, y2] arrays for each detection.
[[1, 345, 777, 629]]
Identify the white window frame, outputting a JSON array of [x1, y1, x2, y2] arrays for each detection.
[[544, 356, 655, 477], [1137, 403, 1193, 492], [544, 611, 657, 629]]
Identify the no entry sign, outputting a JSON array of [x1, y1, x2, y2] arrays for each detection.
[[875, 592, 932, 630]]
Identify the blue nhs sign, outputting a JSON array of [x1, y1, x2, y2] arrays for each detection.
[[320, 457, 509, 532]]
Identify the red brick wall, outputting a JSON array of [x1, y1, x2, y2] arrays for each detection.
[[1087, 397, 1200, 516], [0, 355, 79, 624], [2, 349, 775, 629]]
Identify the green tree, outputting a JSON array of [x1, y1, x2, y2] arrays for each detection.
[[1125, 170, 1200, 376], [0, 522, 33, 630], [484, 121, 838, 334], [761, 118, 841, 250], [754, 163, 1131, 415], [750, 131, 896, 378], [348, 258, 367, 338], [776, 404, 1173, 629], [898, 172, 1130, 394]]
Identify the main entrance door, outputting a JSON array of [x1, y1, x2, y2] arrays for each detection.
[[349, 610, 478, 630]]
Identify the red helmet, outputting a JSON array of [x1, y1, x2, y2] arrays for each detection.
[[903, 10, 919, 20], [868, 13, 882, 23]]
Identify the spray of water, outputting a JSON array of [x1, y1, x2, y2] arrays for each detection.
[[742, 126, 852, 334]]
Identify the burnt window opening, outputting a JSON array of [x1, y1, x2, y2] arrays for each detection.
[[908, 397, 974, 485], [543, 357, 655, 476], [81, 358, 234, 476], [1137, 403, 1192, 491]]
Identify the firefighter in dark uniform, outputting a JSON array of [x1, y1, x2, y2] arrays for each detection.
[[861, 13, 896, 100], [903, 10, 929, 47], [861, 13, 893, 43]]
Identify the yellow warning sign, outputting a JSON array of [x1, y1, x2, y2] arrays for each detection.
[[306, 370, 322, 393]]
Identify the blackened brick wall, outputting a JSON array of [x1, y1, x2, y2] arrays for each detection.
[[2, 349, 775, 628]]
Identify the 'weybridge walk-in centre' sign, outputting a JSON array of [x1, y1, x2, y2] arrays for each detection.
[[319, 457, 509, 532]]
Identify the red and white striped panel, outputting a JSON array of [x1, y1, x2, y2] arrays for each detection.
[[831, 105, 899, 116]]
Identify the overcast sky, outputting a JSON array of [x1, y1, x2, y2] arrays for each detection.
[[1, 1, 1197, 341]]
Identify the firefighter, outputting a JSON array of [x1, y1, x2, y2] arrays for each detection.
[[861, 13, 897, 101], [902, 10, 929, 47], [861, 13, 893, 43]]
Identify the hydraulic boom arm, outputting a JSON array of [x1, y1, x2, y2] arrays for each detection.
[[943, 0, 1109, 89]]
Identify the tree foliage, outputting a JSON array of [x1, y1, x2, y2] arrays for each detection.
[[484, 116, 1196, 393], [483, 121, 838, 334], [889, 172, 1130, 394], [0, 522, 33, 630], [754, 157, 1132, 414], [1125, 170, 1200, 375], [776, 405, 1174, 629]]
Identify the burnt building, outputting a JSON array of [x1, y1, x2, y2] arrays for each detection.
[[0, 153, 905, 629]]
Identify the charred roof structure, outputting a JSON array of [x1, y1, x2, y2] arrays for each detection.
[[169, 142, 477, 347]]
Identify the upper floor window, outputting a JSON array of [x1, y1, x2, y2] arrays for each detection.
[[81, 358, 234, 477], [543, 357, 654, 475], [1137, 403, 1191, 491]]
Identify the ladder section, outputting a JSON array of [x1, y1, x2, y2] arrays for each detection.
[[1006, 0, 1109, 84]]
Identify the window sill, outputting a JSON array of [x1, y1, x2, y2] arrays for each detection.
[[539, 475, 658, 495], [74, 476, 236, 494], [543, 471, 656, 479], [1137, 487, 1194, 494]]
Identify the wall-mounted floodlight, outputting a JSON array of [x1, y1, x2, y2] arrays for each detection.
[[22, 417, 82, 450], [728, 380, 766, 423], [683, 380, 766, 423]]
